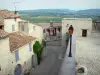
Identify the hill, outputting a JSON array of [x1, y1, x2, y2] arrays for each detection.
[[77, 9, 100, 15], [18, 9, 75, 16], [18, 9, 100, 16], [18, 9, 100, 22]]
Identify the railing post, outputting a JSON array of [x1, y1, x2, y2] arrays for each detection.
[[68, 35, 72, 57]]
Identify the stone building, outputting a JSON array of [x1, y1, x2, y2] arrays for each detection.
[[0, 10, 44, 42], [0, 10, 44, 75], [62, 18, 92, 47], [0, 30, 37, 75]]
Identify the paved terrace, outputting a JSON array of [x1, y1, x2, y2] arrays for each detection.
[[59, 33, 76, 75], [76, 32, 100, 75]]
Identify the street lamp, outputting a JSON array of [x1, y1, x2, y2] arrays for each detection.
[[68, 25, 74, 57]]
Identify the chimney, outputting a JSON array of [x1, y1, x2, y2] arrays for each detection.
[[15, 11, 17, 14], [14, 11, 17, 21]]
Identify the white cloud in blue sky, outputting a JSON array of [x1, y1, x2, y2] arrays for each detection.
[[0, 0, 100, 10]]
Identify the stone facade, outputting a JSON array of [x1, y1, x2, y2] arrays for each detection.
[[62, 18, 92, 47], [0, 32, 37, 75]]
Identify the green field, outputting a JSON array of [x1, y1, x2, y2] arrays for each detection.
[[20, 15, 100, 23], [21, 15, 63, 22]]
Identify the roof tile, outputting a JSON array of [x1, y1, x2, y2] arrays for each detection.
[[0, 19, 4, 26], [0, 29, 8, 38], [34, 22, 61, 28], [0, 10, 20, 19], [9, 32, 36, 52]]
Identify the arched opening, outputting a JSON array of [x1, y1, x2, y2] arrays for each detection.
[[14, 64, 22, 75]]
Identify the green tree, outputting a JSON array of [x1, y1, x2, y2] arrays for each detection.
[[33, 41, 41, 54], [33, 41, 41, 65]]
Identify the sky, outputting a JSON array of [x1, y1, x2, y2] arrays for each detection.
[[0, 0, 100, 10]]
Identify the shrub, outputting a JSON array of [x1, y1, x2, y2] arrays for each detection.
[[42, 39, 46, 48], [33, 41, 41, 65], [33, 40, 46, 65]]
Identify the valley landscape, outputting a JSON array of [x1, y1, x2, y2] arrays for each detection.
[[18, 9, 100, 22]]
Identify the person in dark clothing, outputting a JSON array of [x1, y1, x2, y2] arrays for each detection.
[[68, 25, 74, 57], [68, 25, 74, 34], [68, 25, 74, 39], [69, 25, 74, 32]]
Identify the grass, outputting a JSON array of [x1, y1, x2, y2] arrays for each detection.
[[21, 15, 62, 22], [20, 15, 100, 23]]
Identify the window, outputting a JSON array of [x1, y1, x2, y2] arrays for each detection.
[[0, 26, 3, 29], [82, 29, 87, 37], [21, 25, 24, 31], [12, 25, 15, 31], [15, 50, 19, 62], [29, 43, 32, 52]]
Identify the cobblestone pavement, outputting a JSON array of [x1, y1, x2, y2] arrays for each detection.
[[76, 33, 100, 75], [30, 40, 66, 75]]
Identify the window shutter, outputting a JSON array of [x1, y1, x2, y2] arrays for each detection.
[[12, 25, 15, 31], [21, 25, 24, 31], [29, 43, 32, 52], [15, 50, 19, 62]]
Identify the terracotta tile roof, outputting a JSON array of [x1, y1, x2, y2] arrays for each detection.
[[0, 19, 4, 26], [0, 10, 20, 19], [9, 32, 36, 52], [34, 22, 61, 28], [0, 29, 8, 38]]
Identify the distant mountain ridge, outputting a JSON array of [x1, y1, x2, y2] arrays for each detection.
[[18, 9, 75, 15], [18, 9, 100, 15], [77, 9, 100, 15]]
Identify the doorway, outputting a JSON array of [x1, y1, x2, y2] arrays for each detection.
[[14, 64, 22, 75], [0, 26, 3, 29], [82, 29, 87, 37]]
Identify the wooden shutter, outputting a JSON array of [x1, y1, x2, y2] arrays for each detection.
[[21, 25, 24, 31], [12, 25, 15, 31], [29, 43, 32, 52], [15, 50, 19, 62]]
